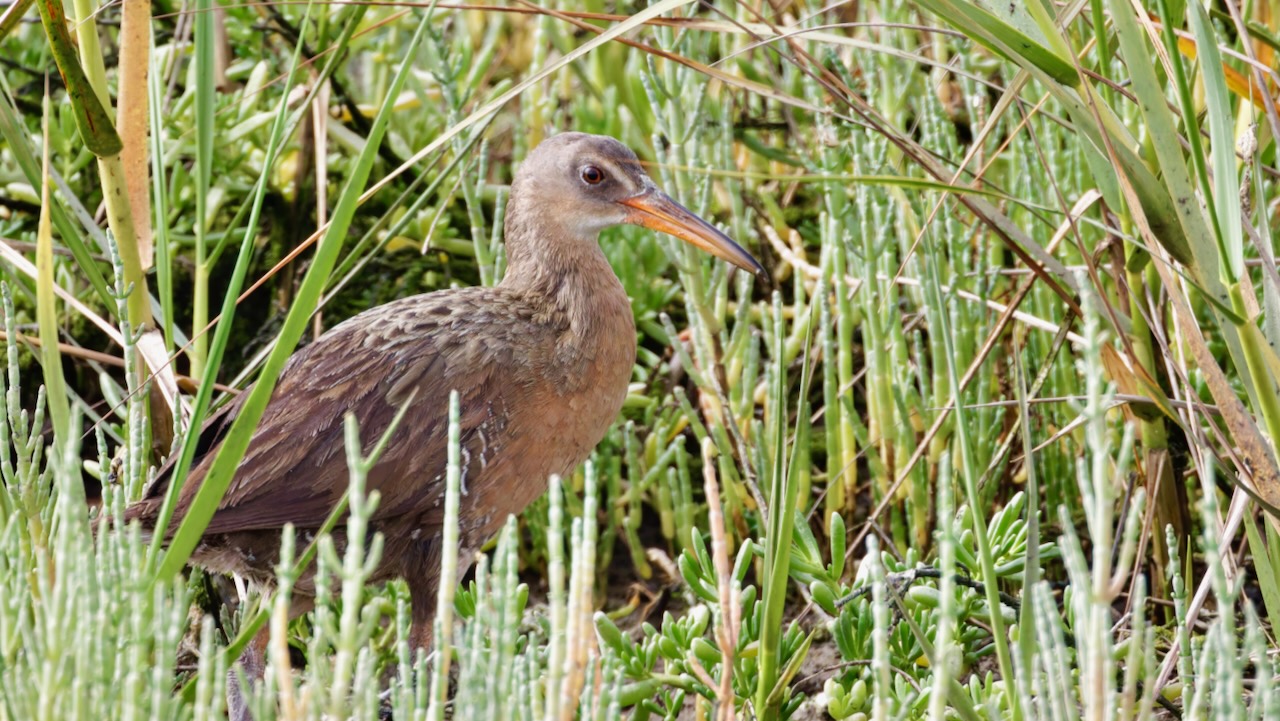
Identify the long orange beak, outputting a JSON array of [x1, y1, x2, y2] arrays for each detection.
[[618, 190, 766, 279]]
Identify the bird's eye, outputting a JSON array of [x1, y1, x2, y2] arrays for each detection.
[[580, 165, 605, 185]]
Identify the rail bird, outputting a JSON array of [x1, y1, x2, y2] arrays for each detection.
[[126, 132, 763, 715]]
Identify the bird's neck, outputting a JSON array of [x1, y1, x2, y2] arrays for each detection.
[[500, 213, 632, 341], [500, 201, 636, 399]]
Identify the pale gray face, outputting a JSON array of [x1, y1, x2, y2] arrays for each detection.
[[514, 133, 654, 236], [514, 132, 766, 278]]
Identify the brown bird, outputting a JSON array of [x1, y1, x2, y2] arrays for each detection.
[[126, 133, 762, 679]]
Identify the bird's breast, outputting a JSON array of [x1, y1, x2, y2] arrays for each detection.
[[448, 309, 632, 547], [551, 291, 635, 434]]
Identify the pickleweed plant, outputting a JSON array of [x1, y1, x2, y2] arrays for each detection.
[[4, 1, 1278, 718], [0, 286, 216, 721]]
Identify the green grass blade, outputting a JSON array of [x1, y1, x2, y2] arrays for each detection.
[[1152, 0, 1214, 236], [755, 292, 790, 717], [912, 0, 1077, 84], [189, 0, 216, 378], [1014, 350, 1040, 709], [142, 8, 317, 569], [1106, 0, 1215, 271], [154, 8, 436, 584], [0, 0, 35, 42], [755, 290, 814, 718], [1244, 514, 1280, 630], [1188, 1, 1242, 283], [36, 95, 69, 447], [32, 0, 121, 156], [922, 203, 1021, 721], [148, 28, 174, 350]]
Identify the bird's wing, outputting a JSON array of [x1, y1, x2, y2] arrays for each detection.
[[136, 389, 243, 505], [145, 288, 551, 536]]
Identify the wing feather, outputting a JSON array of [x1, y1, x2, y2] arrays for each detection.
[[132, 287, 553, 537]]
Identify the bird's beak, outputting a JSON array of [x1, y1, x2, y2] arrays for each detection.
[[618, 189, 766, 279]]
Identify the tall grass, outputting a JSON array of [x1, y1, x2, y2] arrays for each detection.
[[1, 1, 1277, 719]]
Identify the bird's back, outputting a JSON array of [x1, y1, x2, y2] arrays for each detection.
[[127, 279, 635, 581]]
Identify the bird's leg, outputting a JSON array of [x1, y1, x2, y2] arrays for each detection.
[[227, 623, 270, 721], [408, 589, 437, 655], [226, 594, 314, 721], [402, 536, 444, 658], [365, 555, 440, 717]]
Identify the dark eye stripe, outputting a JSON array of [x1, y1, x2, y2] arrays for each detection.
[[583, 158, 639, 192]]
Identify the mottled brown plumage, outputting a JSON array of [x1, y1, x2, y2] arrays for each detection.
[[126, 133, 763, 663]]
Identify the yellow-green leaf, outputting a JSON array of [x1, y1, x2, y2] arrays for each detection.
[[914, 0, 1077, 85], [33, 0, 122, 157]]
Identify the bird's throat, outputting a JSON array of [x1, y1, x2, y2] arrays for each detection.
[[500, 196, 636, 388], [504, 241, 630, 334]]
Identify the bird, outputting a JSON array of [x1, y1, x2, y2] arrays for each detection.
[[124, 132, 763, 705]]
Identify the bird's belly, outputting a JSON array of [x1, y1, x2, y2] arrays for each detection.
[[453, 356, 630, 545]]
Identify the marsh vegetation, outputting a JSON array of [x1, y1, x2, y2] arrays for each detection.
[[1, 1, 1278, 718]]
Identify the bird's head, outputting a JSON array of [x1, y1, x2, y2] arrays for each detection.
[[511, 133, 765, 279]]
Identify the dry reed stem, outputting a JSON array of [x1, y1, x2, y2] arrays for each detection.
[[702, 438, 739, 721]]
